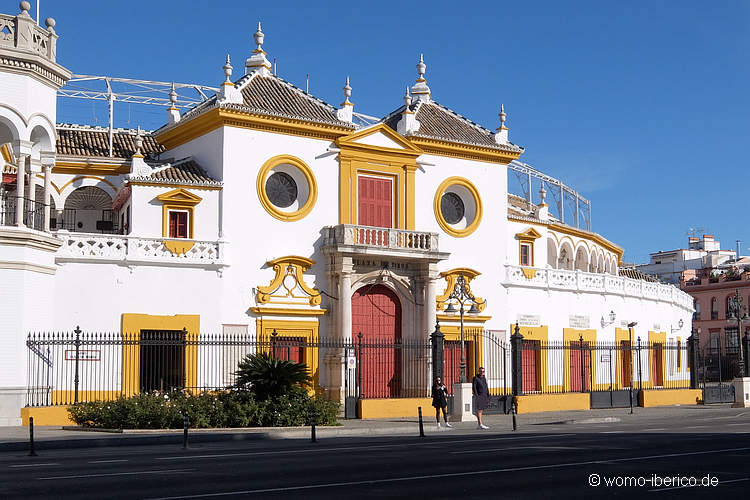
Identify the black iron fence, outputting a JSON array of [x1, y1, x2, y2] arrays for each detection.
[[0, 197, 46, 230]]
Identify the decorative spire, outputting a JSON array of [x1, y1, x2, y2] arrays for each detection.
[[168, 83, 177, 109], [129, 126, 152, 178], [45, 17, 56, 35], [19, 1, 31, 17], [539, 181, 547, 205], [246, 21, 272, 75], [403, 86, 412, 109], [397, 86, 420, 135], [493, 104, 510, 145], [134, 126, 143, 156], [223, 54, 233, 85], [336, 76, 354, 123], [167, 83, 181, 124], [411, 53, 431, 102]]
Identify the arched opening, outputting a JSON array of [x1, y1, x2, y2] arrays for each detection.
[[558, 241, 573, 270], [546, 238, 557, 269], [63, 186, 114, 233], [351, 284, 402, 398], [30, 125, 52, 163], [711, 297, 718, 320], [574, 246, 589, 271]]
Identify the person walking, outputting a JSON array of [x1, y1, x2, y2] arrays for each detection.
[[432, 377, 452, 428], [472, 367, 490, 429]]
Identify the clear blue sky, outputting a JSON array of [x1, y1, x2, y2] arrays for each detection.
[[28, 0, 750, 264]]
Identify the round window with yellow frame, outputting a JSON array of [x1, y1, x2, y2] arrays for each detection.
[[257, 154, 318, 221], [433, 176, 482, 237]]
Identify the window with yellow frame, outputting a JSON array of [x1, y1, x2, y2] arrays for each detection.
[[515, 227, 542, 267], [155, 188, 202, 254]]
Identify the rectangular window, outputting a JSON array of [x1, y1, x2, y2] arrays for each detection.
[[168, 211, 189, 239], [520, 243, 531, 266]]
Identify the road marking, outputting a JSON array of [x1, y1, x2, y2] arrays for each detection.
[[649, 477, 750, 492], [88, 459, 129, 464], [643, 428, 666, 431], [684, 425, 709, 429], [155, 434, 575, 461], [37, 468, 195, 481], [600, 431, 625, 434], [143, 446, 750, 499], [727, 423, 747, 427], [9, 463, 59, 468], [451, 445, 583, 454]]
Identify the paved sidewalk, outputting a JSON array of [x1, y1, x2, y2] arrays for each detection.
[[0, 404, 741, 452]]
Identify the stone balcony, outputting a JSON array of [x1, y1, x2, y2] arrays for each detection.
[[504, 264, 694, 311], [55, 231, 226, 272], [323, 224, 448, 263]]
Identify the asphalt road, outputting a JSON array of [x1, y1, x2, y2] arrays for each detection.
[[1, 409, 749, 499]]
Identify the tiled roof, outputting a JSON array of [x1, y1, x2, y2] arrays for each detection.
[[56, 125, 166, 159], [176, 73, 355, 130], [383, 100, 524, 152], [148, 159, 219, 185], [619, 267, 661, 283]]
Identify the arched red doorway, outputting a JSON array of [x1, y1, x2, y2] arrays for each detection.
[[352, 284, 402, 398]]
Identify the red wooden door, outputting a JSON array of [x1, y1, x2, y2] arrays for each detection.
[[652, 343, 664, 386], [621, 340, 631, 388], [522, 340, 540, 393], [443, 341, 471, 393], [358, 176, 392, 228], [569, 341, 591, 391], [352, 284, 401, 398], [275, 337, 304, 364]]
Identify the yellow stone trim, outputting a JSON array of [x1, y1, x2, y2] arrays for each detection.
[[21, 406, 75, 426], [436, 313, 492, 323], [256, 255, 322, 306], [358, 398, 432, 418], [1, 143, 13, 163], [336, 125, 420, 230], [640, 388, 699, 407], [436, 268, 486, 312], [516, 228, 541, 268], [647, 331, 667, 389], [256, 154, 318, 222], [408, 136, 521, 164], [164, 240, 195, 255], [562, 328, 598, 392], [433, 176, 483, 238], [121, 313, 200, 397], [250, 307, 327, 316], [521, 268, 538, 279], [155, 108, 355, 150], [254, 318, 320, 393], [58, 175, 117, 194], [156, 188, 202, 240], [515, 393, 590, 413], [53, 160, 131, 176]]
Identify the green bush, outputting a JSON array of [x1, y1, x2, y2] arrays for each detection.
[[234, 352, 312, 400], [67, 389, 339, 429]]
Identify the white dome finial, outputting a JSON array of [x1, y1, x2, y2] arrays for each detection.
[[19, 1, 30, 15], [134, 126, 144, 155], [254, 22, 265, 52], [403, 86, 412, 107], [246, 21, 272, 75], [416, 53, 426, 81], [223, 54, 233, 83], [342, 76, 352, 104], [169, 83, 177, 106], [499, 103, 507, 126], [411, 53, 431, 102]]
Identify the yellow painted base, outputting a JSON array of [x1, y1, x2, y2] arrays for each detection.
[[164, 240, 195, 255], [358, 398, 432, 419], [639, 389, 702, 407], [21, 406, 75, 426], [515, 393, 590, 414]]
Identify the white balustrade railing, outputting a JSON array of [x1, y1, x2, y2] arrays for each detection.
[[505, 265, 694, 310], [328, 224, 439, 252], [56, 232, 222, 266]]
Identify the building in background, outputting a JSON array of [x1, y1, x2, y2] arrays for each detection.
[[637, 234, 738, 285]]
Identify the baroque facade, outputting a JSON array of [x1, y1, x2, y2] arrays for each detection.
[[0, 4, 693, 424]]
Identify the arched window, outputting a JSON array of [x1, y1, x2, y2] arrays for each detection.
[[693, 299, 701, 321], [726, 295, 734, 319], [711, 297, 718, 320]]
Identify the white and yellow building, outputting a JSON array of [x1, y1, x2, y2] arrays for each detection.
[[0, 4, 693, 424]]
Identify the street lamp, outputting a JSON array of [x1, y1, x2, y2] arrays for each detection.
[[601, 310, 616, 328], [444, 273, 484, 383], [726, 288, 749, 377], [671, 319, 684, 334], [627, 321, 638, 414]]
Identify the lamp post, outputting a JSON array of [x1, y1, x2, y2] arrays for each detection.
[[726, 288, 749, 377], [600, 311, 616, 329], [627, 321, 637, 414], [444, 273, 484, 383]]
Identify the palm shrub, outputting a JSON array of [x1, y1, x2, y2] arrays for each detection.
[[234, 352, 312, 400]]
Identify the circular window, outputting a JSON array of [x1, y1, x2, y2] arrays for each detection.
[[265, 172, 298, 208], [433, 177, 482, 238], [257, 155, 318, 221], [440, 192, 464, 225]]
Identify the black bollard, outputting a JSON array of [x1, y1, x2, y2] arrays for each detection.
[[182, 414, 189, 449], [310, 409, 317, 444], [418, 406, 425, 437], [28, 416, 37, 457], [511, 400, 518, 431]]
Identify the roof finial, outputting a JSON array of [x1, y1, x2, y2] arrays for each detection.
[[134, 126, 143, 155], [254, 22, 265, 53], [539, 181, 547, 205], [397, 86, 420, 135], [246, 21, 272, 75], [494, 103, 510, 144], [411, 53, 431, 102], [169, 83, 177, 108], [342, 76, 352, 105], [167, 84, 181, 124], [499, 104, 506, 127], [19, 1, 30, 16], [403, 86, 412, 108], [223, 54, 233, 84]]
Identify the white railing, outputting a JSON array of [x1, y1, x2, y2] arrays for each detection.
[[504, 265, 694, 311], [0, 12, 58, 62], [327, 224, 439, 253], [56, 232, 223, 266]]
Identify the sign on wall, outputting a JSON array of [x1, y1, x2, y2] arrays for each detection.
[[569, 315, 590, 329], [517, 314, 541, 327], [64, 350, 101, 361]]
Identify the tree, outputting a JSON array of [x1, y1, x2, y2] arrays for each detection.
[[234, 352, 312, 400]]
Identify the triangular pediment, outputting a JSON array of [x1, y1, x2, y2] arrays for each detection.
[[337, 124, 422, 157], [156, 188, 203, 205], [516, 227, 543, 240]]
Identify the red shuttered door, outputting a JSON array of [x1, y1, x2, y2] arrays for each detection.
[[522, 340, 540, 393], [352, 284, 401, 398], [275, 337, 304, 364], [569, 341, 591, 392], [358, 176, 392, 228], [443, 341, 472, 393]]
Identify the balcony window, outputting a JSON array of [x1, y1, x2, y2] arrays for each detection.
[[520, 243, 531, 267], [711, 297, 718, 320], [168, 210, 189, 239]]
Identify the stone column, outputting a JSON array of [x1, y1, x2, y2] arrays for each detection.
[[340, 271, 352, 342], [27, 169, 36, 229], [424, 271, 438, 340], [15, 155, 26, 227], [41, 152, 55, 233]]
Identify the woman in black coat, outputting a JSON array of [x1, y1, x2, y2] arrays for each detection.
[[472, 367, 490, 429], [431, 377, 452, 428]]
